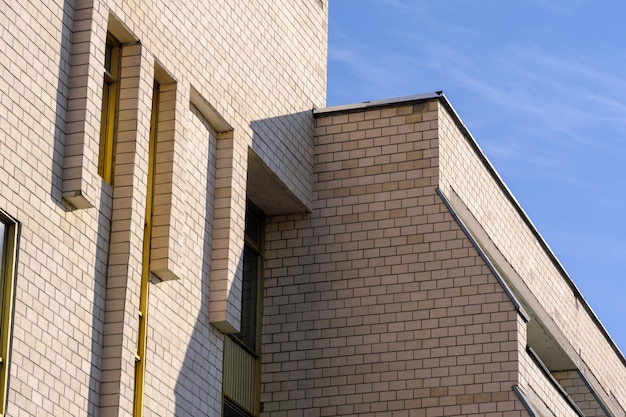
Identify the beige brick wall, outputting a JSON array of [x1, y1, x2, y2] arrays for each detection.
[[517, 349, 580, 417], [0, 0, 327, 415], [553, 370, 606, 416], [261, 102, 532, 417], [4, 0, 625, 415], [437, 100, 626, 413], [143, 104, 222, 416]]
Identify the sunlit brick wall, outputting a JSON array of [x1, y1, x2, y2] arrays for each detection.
[[262, 102, 531, 417], [0, 0, 327, 415], [437, 101, 626, 413], [517, 350, 580, 417], [552, 371, 605, 416]]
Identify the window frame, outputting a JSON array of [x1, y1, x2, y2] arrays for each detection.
[[98, 33, 121, 184], [0, 209, 19, 416], [132, 79, 161, 417], [223, 202, 265, 417]]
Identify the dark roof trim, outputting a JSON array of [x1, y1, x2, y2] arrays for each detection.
[[313, 92, 444, 115], [512, 385, 539, 417], [577, 369, 617, 417], [436, 188, 530, 323]]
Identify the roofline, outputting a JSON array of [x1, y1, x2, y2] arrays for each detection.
[[313, 92, 444, 115], [316, 91, 626, 366]]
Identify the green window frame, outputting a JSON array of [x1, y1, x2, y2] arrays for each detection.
[[0, 209, 19, 416]]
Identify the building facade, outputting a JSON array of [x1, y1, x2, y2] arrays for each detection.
[[261, 95, 626, 417], [0, 1, 624, 417]]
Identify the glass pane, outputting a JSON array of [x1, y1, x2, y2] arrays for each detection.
[[104, 42, 112, 73], [238, 245, 258, 352], [224, 400, 251, 417], [245, 214, 259, 246]]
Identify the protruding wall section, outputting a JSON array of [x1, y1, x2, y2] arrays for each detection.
[[149, 66, 184, 282], [258, 96, 626, 417], [261, 101, 528, 417], [62, 1, 106, 209], [209, 129, 247, 334], [99, 42, 154, 417], [188, 88, 248, 334]]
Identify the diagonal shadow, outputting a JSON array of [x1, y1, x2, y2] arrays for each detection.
[[51, 0, 74, 211], [174, 106, 222, 416], [53, 1, 108, 415]]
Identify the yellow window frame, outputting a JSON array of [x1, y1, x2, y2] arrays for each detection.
[[133, 80, 159, 417], [0, 209, 19, 416], [98, 34, 121, 184]]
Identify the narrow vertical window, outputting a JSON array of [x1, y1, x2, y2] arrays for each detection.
[[0, 210, 18, 415], [133, 80, 160, 417], [223, 203, 264, 417], [98, 33, 121, 183]]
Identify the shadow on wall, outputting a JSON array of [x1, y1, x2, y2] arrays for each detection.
[[52, 1, 108, 414], [50, 0, 74, 211], [87, 180, 112, 415], [173, 105, 223, 416], [173, 109, 316, 415], [248, 110, 315, 216]]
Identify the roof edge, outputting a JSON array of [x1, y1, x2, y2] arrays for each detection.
[[435, 92, 626, 367], [318, 91, 625, 366], [314, 92, 443, 115]]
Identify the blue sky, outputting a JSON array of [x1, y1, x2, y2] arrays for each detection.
[[327, 0, 626, 353]]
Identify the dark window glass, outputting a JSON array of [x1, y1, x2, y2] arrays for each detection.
[[99, 34, 120, 183], [245, 214, 260, 246], [224, 400, 250, 417], [237, 245, 259, 352], [0, 212, 17, 417]]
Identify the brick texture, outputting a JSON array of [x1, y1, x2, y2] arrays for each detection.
[[438, 100, 626, 415], [553, 371, 606, 417], [3, 1, 626, 416], [261, 102, 532, 417], [0, 0, 327, 415]]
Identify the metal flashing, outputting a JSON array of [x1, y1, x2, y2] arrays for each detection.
[[436, 188, 531, 323], [512, 385, 539, 417], [526, 346, 585, 417], [313, 92, 443, 115]]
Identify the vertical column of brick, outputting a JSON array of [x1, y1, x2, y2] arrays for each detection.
[[150, 82, 184, 281], [63, 0, 107, 209], [209, 131, 247, 333], [99, 44, 153, 417]]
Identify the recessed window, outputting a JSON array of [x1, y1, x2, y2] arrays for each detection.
[[98, 33, 121, 183], [0, 210, 18, 416], [223, 203, 264, 416], [133, 79, 161, 417]]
